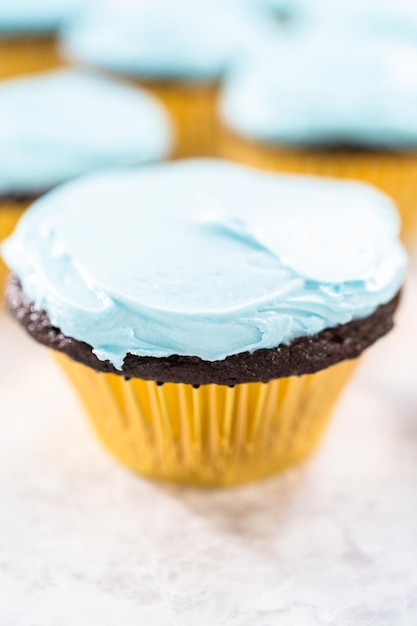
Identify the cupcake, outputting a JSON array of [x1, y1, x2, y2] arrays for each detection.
[[2, 160, 406, 486], [0, 0, 80, 79], [0, 68, 173, 294], [60, 0, 272, 158], [219, 33, 417, 239]]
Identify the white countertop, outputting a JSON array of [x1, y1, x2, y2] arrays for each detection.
[[1, 250, 417, 626]]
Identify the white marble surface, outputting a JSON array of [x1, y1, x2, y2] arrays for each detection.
[[1, 250, 417, 626]]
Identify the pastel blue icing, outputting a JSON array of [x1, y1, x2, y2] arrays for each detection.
[[220, 33, 417, 148], [61, 0, 274, 81], [0, 0, 81, 34], [2, 160, 406, 367], [0, 69, 173, 196], [231, 0, 297, 15], [294, 0, 417, 43]]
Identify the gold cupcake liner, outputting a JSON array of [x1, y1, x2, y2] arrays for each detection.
[[135, 80, 219, 158], [220, 132, 417, 240], [0, 201, 29, 301], [0, 36, 63, 79], [55, 352, 355, 486]]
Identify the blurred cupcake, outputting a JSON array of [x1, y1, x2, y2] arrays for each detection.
[[220, 33, 417, 239], [3, 160, 406, 486], [0, 68, 173, 295], [60, 0, 272, 157], [0, 0, 81, 79]]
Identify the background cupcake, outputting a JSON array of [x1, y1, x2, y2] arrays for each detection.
[[2, 161, 406, 486], [0, 68, 173, 294], [219, 32, 417, 239], [0, 0, 80, 79], [60, 0, 273, 157]]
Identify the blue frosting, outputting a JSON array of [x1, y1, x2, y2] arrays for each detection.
[[294, 0, 417, 43], [231, 0, 297, 15], [0, 0, 81, 34], [0, 69, 173, 196], [220, 32, 417, 148], [2, 160, 406, 367], [61, 0, 274, 81]]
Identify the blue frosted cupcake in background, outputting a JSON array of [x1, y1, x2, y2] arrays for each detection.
[[219, 31, 417, 239], [0, 68, 173, 293], [0, 0, 82, 78], [60, 0, 274, 157]]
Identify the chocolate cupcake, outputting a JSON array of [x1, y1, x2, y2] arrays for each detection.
[[0, 68, 173, 295], [219, 32, 417, 239], [60, 0, 272, 157], [2, 160, 406, 486]]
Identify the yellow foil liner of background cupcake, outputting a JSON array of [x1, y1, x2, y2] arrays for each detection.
[[133, 81, 219, 158], [0, 201, 30, 298], [55, 353, 355, 487], [0, 36, 62, 79], [220, 134, 417, 240]]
